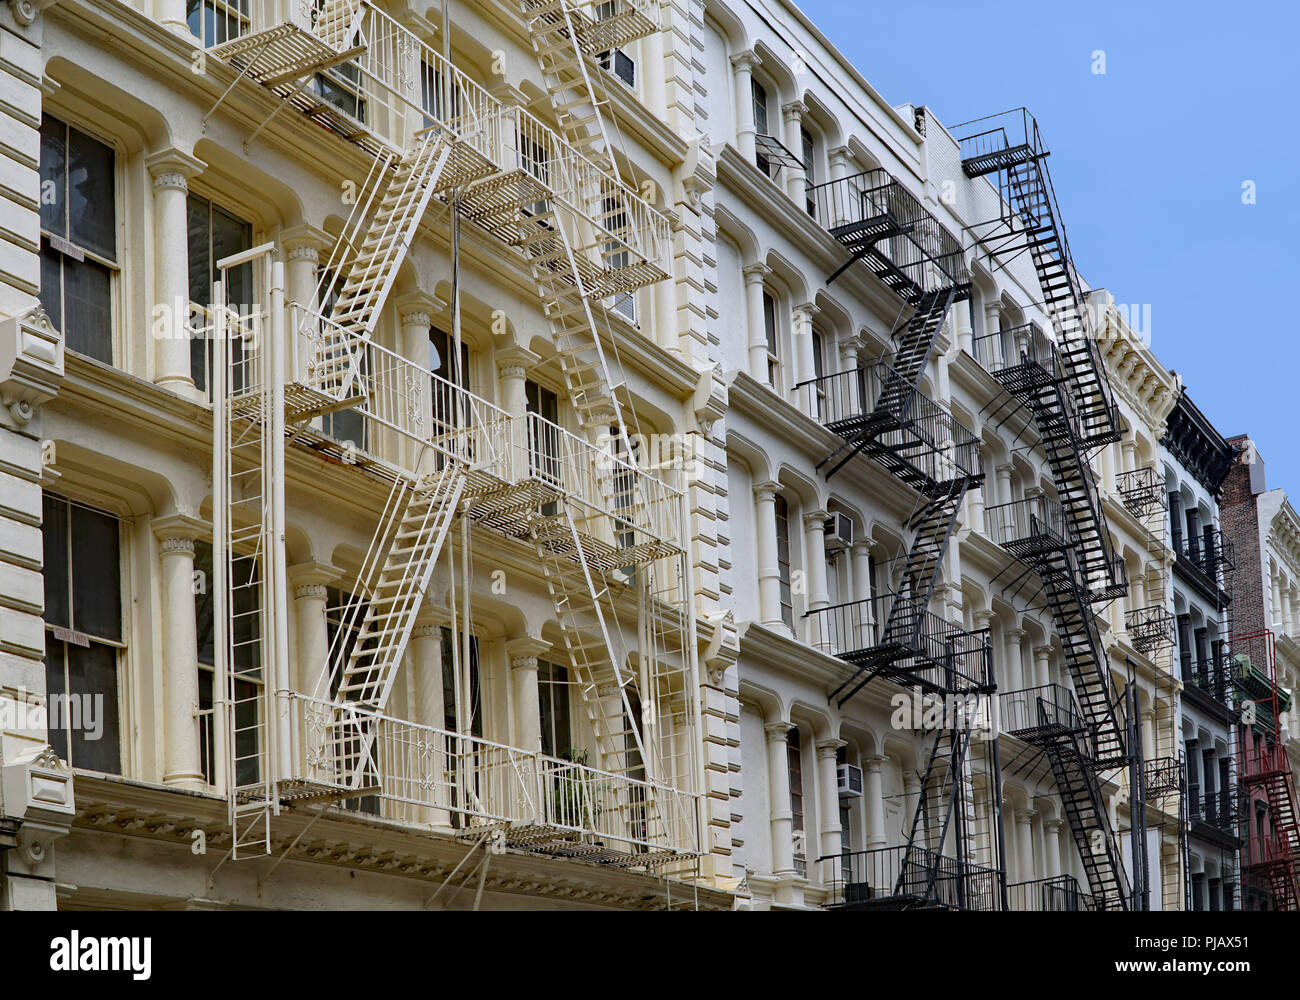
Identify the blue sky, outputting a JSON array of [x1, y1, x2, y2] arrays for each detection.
[[796, 0, 1300, 489]]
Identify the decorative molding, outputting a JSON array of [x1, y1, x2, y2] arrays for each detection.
[[0, 305, 64, 423]]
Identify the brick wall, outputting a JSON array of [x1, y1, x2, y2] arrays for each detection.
[[1220, 435, 1264, 637]]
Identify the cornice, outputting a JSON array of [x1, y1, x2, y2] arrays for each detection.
[[70, 774, 734, 910]]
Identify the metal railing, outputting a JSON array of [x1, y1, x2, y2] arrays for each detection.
[[983, 495, 1070, 552], [805, 168, 968, 292], [1177, 528, 1235, 586], [797, 361, 981, 482], [805, 593, 993, 693], [970, 321, 1061, 382], [288, 693, 700, 860], [824, 845, 1002, 910], [999, 683, 1085, 740], [1007, 875, 1096, 911], [1185, 651, 1233, 705], [511, 411, 684, 554], [1116, 467, 1167, 520], [1124, 604, 1175, 654], [1187, 786, 1237, 830]]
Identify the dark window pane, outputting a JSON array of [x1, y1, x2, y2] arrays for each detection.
[[38, 241, 62, 332], [198, 668, 215, 784], [211, 204, 251, 309], [233, 678, 260, 786], [187, 194, 212, 306], [63, 255, 112, 363], [68, 641, 120, 774], [41, 494, 69, 629], [441, 629, 481, 736], [70, 503, 121, 641], [39, 116, 66, 238], [194, 541, 215, 666], [67, 126, 115, 261], [44, 643, 68, 761]]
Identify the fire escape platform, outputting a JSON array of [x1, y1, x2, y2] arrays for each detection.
[[960, 142, 1035, 178], [211, 25, 366, 89]]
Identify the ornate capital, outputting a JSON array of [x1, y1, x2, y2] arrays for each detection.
[[288, 244, 321, 264], [741, 262, 771, 285], [764, 721, 793, 742], [815, 737, 846, 759], [401, 311, 432, 329], [729, 49, 761, 72], [412, 622, 441, 640], [8, 0, 59, 28], [294, 582, 328, 600], [499, 363, 528, 380], [511, 654, 540, 672], [144, 148, 205, 191], [803, 509, 829, 532], [781, 100, 807, 123], [753, 480, 779, 503], [158, 535, 195, 557]]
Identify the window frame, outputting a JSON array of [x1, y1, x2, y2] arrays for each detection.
[[762, 289, 781, 390], [38, 113, 121, 367], [774, 492, 794, 630], [41, 492, 127, 776]]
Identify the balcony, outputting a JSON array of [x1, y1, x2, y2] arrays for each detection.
[[983, 495, 1071, 557], [1116, 467, 1167, 521], [971, 321, 1063, 396], [806, 594, 993, 696], [1183, 651, 1233, 706], [805, 168, 968, 297], [999, 683, 1085, 743], [1007, 874, 1096, 911], [1124, 605, 1175, 656], [1187, 786, 1238, 832], [280, 693, 700, 868], [800, 360, 981, 489], [825, 845, 1002, 911], [1174, 528, 1235, 594]]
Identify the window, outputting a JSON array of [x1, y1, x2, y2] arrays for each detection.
[[313, 62, 366, 124], [42, 494, 123, 774], [526, 379, 561, 512], [187, 193, 252, 393], [597, 48, 636, 88], [600, 195, 637, 322], [441, 629, 481, 737], [420, 60, 462, 128], [318, 270, 367, 452], [811, 328, 826, 418], [775, 493, 794, 629], [39, 115, 117, 365], [787, 728, 806, 876], [538, 659, 572, 759], [762, 290, 780, 388], [429, 326, 470, 390], [801, 127, 816, 216], [194, 540, 263, 787], [325, 585, 380, 814], [186, 0, 248, 46], [751, 79, 770, 174]]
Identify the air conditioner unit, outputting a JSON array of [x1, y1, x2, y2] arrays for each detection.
[[838, 763, 864, 798], [824, 513, 854, 553]]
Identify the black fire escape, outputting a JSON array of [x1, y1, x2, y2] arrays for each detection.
[[956, 109, 1134, 910], [802, 169, 1003, 910]]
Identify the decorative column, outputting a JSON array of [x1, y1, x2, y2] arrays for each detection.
[[792, 301, 820, 415], [781, 100, 807, 201], [1142, 709, 1157, 762], [802, 509, 830, 648], [410, 615, 448, 826], [282, 224, 331, 385], [953, 296, 973, 355], [837, 338, 861, 414], [155, 0, 189, 37], [1284, 585, 1295, 638], [826, 146, 854, 227], [495, 345, 540, 482], [816, 738, 846, 886], [153, 514, 207, 789], [851, 538, 875, 645], [289, 561, 336, 699], [507, 636, 550, 753], [145, 148, 206, 398], [983, 302, 1002, 341], [743, 263, 772, 382], [1032, 644, 1052, 691], [864, 755, 888, 848], [754, 482, 787, 633], [995, 464, 1014, 517], [1016, 809, 1037, 882], [1044, 818, 1063, 878], [828, 145, 853, 183], [730, 50, 761, 162], [392, 293, 437, 473], [1005, 628, 1026, 692], [765, 721, 795, 878]]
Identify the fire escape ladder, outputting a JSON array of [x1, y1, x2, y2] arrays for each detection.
[[897, 726, 972, 903], [535, 507, 651, 779], [882, 482, 968, 648], [517, 0, 651, 173], [329, 469, 465, 710], [1029, 379, 1123, 600], [877, 286, 956, 422], [318, 130, 453, 343], [1042, 722, 1132, 910], [1035, 548, 1127, 767]]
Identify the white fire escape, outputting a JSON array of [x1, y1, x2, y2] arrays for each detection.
[[200, 0, 700, 869]]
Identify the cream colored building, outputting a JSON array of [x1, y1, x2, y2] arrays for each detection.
[[0, 0, 1253, 912]]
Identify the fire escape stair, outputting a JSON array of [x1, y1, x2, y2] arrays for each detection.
[[896, 727, 971, 905]]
